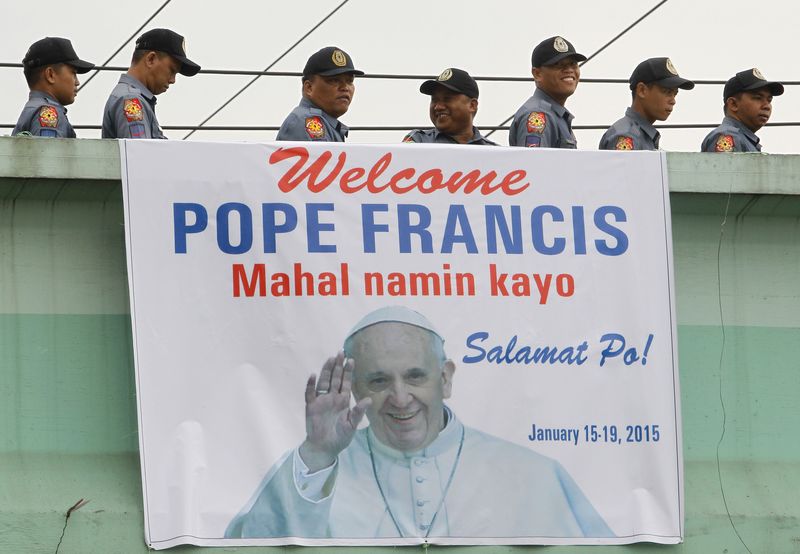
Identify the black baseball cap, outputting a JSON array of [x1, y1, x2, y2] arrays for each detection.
[[420, 68, 479, 98], [629, 57, 694, 90], [532, 36, 586, 67], [303, 46, 364, 78], [22, 37, 94, 73], [723, 68, 784, 100], [136, 28, 201, 76]]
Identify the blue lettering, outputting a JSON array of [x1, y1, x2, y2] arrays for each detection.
[[441, 205, 478, 254], [262, 203, 297, 254], [173, 203, 207, 253], [217, 202, 252, 254], [462, 331, 489, 363], [306, 203, 336, 253], [531, 205, 566, 255], [594, 206, 628, 256], [361, 204, 389, 253], [572, 206, 587, 255], [485, 205, 522, 254], [398, 204, 433, 253]]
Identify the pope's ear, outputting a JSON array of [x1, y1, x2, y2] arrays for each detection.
[[441, 359, 456, 399]]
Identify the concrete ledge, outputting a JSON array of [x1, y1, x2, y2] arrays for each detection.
[[0, 137, 119, 181], [2, 137, 799, 195], [666, 151, 800, 195]]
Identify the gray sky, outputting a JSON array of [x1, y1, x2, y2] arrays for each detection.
[[2, 0, 797, 152]]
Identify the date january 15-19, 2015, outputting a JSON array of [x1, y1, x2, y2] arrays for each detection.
[[528, 424, 662, 446]]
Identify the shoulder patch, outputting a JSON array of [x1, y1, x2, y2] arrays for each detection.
[[525, 135, 541, 148], [38, 106, 59, 128], [615, 136, 634, 151], [123, 98, 144, 122], [526, 111, 546, 134], [305, 116, 325, 139], [402, 132, 416, 143], [715, 134, 735, 152]]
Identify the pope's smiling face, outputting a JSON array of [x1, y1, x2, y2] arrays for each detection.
[[350, 322, 454, 452]]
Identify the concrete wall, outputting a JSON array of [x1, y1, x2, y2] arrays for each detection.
[[1, 137, 798, 553]]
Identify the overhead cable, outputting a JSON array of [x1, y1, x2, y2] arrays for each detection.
[[485, 0, 670, 138], [77, 0, 173, 92], [182, 0, 351, 140]]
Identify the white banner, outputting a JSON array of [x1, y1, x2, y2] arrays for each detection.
[[121, 140, 682, 549]]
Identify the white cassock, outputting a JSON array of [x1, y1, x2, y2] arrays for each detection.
[[226, 408, 613, 539]]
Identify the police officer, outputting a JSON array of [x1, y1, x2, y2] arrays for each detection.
[[12, 37, 94, 138], [599, 57, 694, 151], [102, 28, 200, 139], [509, 36, 585, 148], [403, 68, 497, 145], [701, 68, 783, 152], [276, 46, 363, 142]]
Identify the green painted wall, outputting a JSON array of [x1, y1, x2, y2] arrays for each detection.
[[1, 138, 798, 553]]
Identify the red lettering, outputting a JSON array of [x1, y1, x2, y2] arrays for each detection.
[[364, 153, 393, 193], [233, 264, 266, 297], [269, 147, 345, 193], [268, 147, 530, 197], [339, 167, 366, 193]]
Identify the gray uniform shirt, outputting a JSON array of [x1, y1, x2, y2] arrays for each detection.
[[508, 88, 577, 148], [12, 91, 75, 138], [102, 75, 165, 139], [598, 107, 660, 151], [701, 116, 760, 152], [276, 98, 348, 142], [402, 127, 497, 145]]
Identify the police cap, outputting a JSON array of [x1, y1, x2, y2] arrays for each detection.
[[420, 68, 479, 98], [303, 46, 364, 79], [531, 36, 586, 67], [22, 37, 94, 73], [136, 28, 201, 76], [723, 68, 784, 100], [629, 57, 694, 90]]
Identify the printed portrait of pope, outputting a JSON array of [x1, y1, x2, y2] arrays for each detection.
[[226, 306, 613, 539]]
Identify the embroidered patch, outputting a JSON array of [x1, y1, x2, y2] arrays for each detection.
[[438, 68, 453, 81], [130, 123, 146, 138], [305, 116, 324, 139], [526, 135, 541, 147], [38, 106, 58, 128], [526, 111, 546, 133], [553, 37, 568, 53], [715, 134, 735, 152], [331, 50, 347, 67], [402, 133, 416, 143], [123, 98, 144, 122], [615, 136, 634, 150]]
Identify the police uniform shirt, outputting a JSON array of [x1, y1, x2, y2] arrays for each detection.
[[508, 88, 577, 148], [102, 74, 165, 139], [276, 97, 348, 142], [599, 107, 660, 151], [701, 116, 761, 152], [12, 91, 75, 138], [402, 127, 498, 145]]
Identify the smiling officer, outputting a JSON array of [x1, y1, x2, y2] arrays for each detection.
[[509, 36, 586, 148], [403, 67, 496, 145]]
